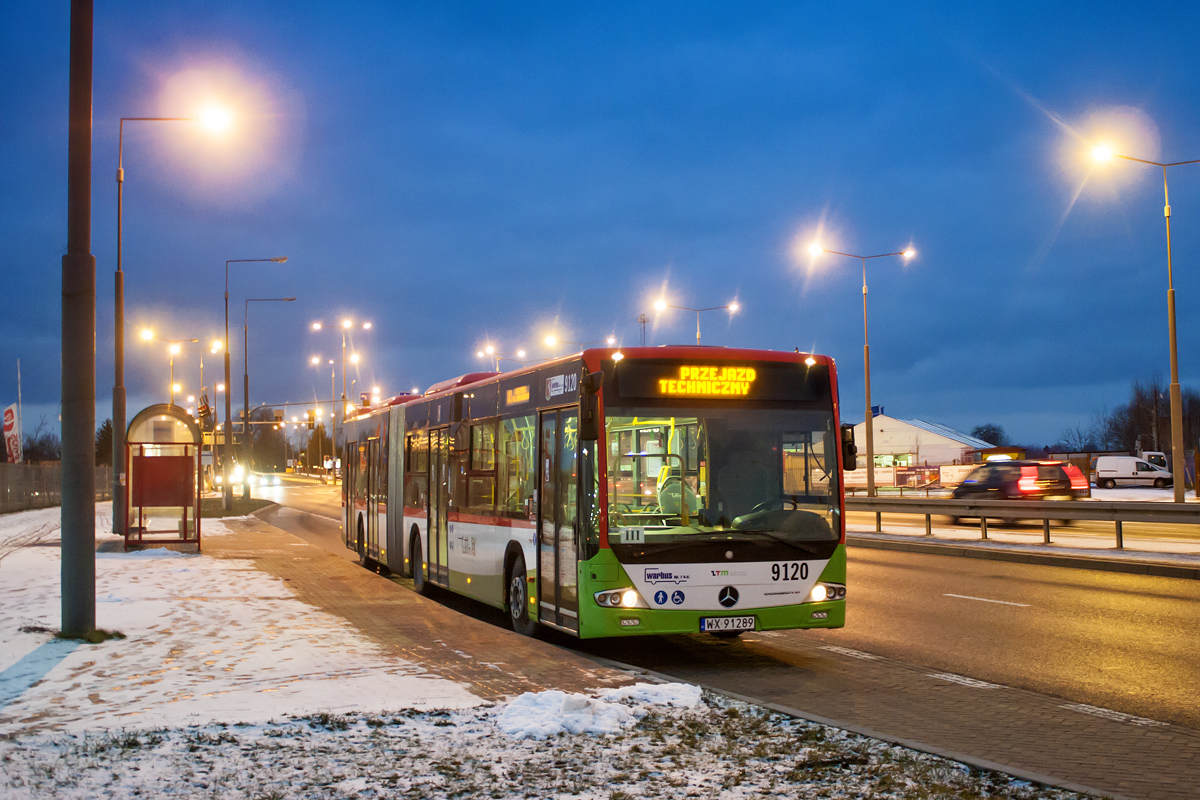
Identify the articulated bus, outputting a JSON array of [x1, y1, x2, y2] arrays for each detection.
[[340, 346, 854, 639]]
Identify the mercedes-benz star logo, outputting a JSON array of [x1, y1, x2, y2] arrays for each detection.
[[718, 586, 739, 608]]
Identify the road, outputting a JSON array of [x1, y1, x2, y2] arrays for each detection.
[[257, 480, 1200, 729]]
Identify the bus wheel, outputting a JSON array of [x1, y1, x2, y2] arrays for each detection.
[[356, 520, 370, 568], [710, 631, 744, 640], [507, 553, 537, 638], [412, 537, 430, 596]]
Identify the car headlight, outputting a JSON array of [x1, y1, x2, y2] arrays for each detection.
[[594, 588, 649, 609], [272, 476, 281, 486], [809, 582, 846, 602]]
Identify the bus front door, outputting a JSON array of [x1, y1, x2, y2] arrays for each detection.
[[538, 408, 579, 631], [427, 427, 450, 586]]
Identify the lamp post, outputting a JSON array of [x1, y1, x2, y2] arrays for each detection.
[[311, 318, 372, 427], [652, 299, 740, 345], [1092, 146, 1200, 503], [543, 335, 617, 353], [224, 257, 287, 509], [242, 297, 296, 498], [475, 343, 527, 371], [310, 356, 337, 478], [809, 243, 916, 501], [112, 116, 192, 534]]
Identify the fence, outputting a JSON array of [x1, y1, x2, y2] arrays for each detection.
[[0, 463, 113, 514], [845, 495, 1200, 549]]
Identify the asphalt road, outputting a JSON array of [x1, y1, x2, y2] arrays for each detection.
[[258, 480, 1200, 730]]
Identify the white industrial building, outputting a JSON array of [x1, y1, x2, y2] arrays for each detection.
[[851, 414, 993, 467]]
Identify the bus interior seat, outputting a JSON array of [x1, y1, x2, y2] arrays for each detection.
[[656, 465, 699, 516]]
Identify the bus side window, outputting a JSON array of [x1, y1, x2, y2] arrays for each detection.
[[467, 421, 498, 515], [498, 414, 536, 519]]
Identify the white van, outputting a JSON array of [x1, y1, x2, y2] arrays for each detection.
[[1092, 456, 1172, 489]]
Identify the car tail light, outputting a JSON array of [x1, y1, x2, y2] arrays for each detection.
[[1018, 466, 1038, 493], [1063, 464, 1088, 490]]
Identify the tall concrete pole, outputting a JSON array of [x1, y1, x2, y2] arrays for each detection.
[[62, 0, 96, 638]]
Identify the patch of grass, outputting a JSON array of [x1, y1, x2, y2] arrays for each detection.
[[308, 712, 350, 731], [17, 624, 54, 634], [55, 628, 125, 644]]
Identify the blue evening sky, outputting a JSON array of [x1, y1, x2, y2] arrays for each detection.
[[3, 2, 1200, 446]]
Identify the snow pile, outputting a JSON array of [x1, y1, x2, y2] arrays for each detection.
[[496, 681, 701, 740], [497, 689, 634, 739], [95, 547, 193, 559], [600, 680, 703, 707]]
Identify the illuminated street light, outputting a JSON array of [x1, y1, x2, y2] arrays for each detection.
[[810, 242, 917, 502], [198, 105, 233, 134], [350, 353, 360, 364], [113, 112, 230, 533], [653, 299, 741, 345], [310, 317, 373, 425], [1089, 143, 1200, 503], [223, 256, 288, 509], [475, 342, 526, 371], [139, 328, 154, 342]]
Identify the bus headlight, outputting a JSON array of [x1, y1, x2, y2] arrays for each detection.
[[594, 589, 648, 609], [809, 583, 846, 602]]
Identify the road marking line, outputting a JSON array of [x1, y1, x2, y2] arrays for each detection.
[[944, 593, 1029, 607], [1060, 703, 1167, 727], [821, 645, 879, 661], [929, 672, 1002, 689]]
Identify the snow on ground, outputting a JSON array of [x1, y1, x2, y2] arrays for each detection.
[[0, 506, 1087, 799], [1089, 486, 1197, 502], [0, 689, 1084, 800], [0, 507, 478, 736]]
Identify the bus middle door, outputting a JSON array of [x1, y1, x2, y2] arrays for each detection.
[[427, 427, 450, 586], [537, 408, 579, 631]]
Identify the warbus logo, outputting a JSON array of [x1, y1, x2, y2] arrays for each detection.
[[644, 568, 689, 585], [546, 375, 565, 400]]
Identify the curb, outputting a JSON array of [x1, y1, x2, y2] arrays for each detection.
[[584, 654, 1133, 800], [848, 534, 1200, 581]]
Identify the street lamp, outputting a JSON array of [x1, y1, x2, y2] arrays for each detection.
[[310, 355, 337, 477], [475, 343, 527, 371], [311, 318, 372, 414], [223, 256, 288, 509], [113, 113, 229, 533], [242, 297, 296, 498], [140, 330, 199, 405], [543, 334, 618, 351], [810, 243, 916, 501], [1092, 145, 1200, 503], [652, 299, 740, 345]]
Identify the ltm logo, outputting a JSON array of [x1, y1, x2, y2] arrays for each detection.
[[711, 569, 729, 577]]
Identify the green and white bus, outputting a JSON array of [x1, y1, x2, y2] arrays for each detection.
[[341, 346, 853, 638]]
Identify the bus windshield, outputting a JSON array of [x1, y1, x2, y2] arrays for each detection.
[[605, 406, 839, 561]]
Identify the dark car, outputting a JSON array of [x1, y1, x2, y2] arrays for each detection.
[[949, 460, 1089, 523]]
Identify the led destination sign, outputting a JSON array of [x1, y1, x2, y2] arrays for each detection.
[[658, 365, 757, 397], [612, 359, 828, 405]]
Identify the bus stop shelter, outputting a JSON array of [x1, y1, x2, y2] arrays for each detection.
[[125, 404, 202, 551]]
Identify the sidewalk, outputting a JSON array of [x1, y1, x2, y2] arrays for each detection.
[[205, 514, 629, 700], [847, 519, 1200, 580]]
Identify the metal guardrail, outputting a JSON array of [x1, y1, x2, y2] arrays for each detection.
[[845, 496, 1200, 549]]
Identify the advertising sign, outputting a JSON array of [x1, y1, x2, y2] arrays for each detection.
[[3, 404, 19, 464], [939, 464, 978, 487], [842, 466, 895, 488]]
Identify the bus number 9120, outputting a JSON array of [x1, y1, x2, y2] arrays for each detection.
[[771, 562, 809, 581]]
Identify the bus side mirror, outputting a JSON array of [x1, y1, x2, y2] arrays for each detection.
[[579, 370, 603, 442], [840, 424, 857, 470]]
